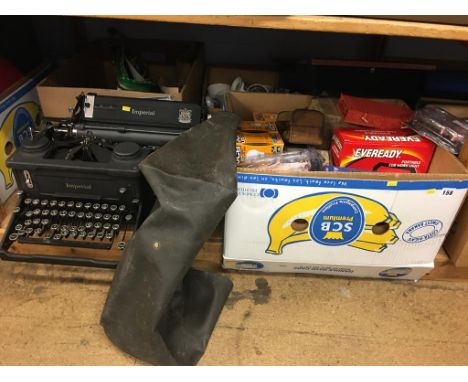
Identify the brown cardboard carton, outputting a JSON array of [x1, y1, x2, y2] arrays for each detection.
[[38, 42, 204, 119], [224, 91, 468, 280]]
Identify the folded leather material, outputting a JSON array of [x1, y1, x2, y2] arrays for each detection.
[[101, 112, 240, 366]]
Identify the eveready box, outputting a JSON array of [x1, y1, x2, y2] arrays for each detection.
[[223, 92, 468, 281], [330, 128, 436, 173]]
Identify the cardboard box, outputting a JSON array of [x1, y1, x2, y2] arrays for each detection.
[[239, 121, 278, 133], [338, 94, 413, 129], [223, 92, 468, 281], [38, 40, 204, 119], [236, 131, 284, 163], [206, 66, 279, 90], [437, 105, 468, 267], [0, 66, 49, 204]]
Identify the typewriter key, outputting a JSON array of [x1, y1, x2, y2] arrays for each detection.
[[24, 219, 32, 226], [25, 228, 34, 235], [32, 199, 40, 206], [112, 224, 119, 231], [33, 209, 41, 216], [34, 228, 43, 235], [42, 209, 50, 216], [41, 199, 49, 206], [124, 214, 133, 222], [13, 206, 21, 213], [59, 210, 67, 217], [15, 224, 23, 231], [78, 226, 85, 232], [53, 233, 62, 240], [101, 203, 109, 211], [84, 203, 92, 209], [9, 233, 18, 241], [85, 222, 93, 229], [103, 223, 111, 230], [103, 214, 111, 221], [24, 198, 32, 205], [71, 231, 78, 239], [33, 218, 41, 225], [87, 231, 96, 239], [50, 200, 58, 207], [79, 231, 87, 238], [25, 210, 33, 217], [68, 211, 76, 218], [61, 229, 69, 237], [117, 242, 126, 250], [58, 201, 66, 208], [85, 212, 93, 219], [92, 203, 100, 210], [50, 209, 58, 217], [77, 211, 85, 219], [75, 202, 83, 209], [112, 214, 119, 221], [61, 225, 69, 231], [51, 224, 59, 231], [96, 231, 104, 239], [41, 219, 50, 226], [70, 226, 77, 232], [119, 205, 126, 212], [17, 230, 25, 237], [94, 222, 102, 229], [67, 201, 74, 208], [110, 205, 118, 212], [105, 232, 114, 240], [94, 213, 102, 220]]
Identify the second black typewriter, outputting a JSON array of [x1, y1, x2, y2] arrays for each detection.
[[0, 94, 202, 267]]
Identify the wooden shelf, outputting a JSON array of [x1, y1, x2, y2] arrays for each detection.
[[103, 16, 468, 42]]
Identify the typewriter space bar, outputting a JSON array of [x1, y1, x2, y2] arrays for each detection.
[[18, 236, 112, 250]]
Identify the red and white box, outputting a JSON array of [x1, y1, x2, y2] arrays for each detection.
[[330, 128, 436, 173]]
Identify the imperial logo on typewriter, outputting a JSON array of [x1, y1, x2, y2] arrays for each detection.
[[65, 182, 93, 191], [266, 192, 401, 254], [178, 108, 193, 124]]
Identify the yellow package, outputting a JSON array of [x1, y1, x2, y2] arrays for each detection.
[[239, 120, 278, 133], [253, 112, 278, 122], [236, 131, 284, 163]]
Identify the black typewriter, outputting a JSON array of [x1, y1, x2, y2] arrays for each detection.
[[0, 94, 202, 268]]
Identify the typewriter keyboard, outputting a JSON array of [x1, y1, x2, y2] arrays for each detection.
[[4, 196, 141, 253]]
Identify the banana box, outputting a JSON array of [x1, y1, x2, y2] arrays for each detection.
[[224, 150, 468, 280], [0, 67, 48, 204], [236, 131, 284, 163]]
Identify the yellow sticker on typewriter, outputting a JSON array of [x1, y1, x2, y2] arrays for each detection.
[[122, 106, 131, 112]]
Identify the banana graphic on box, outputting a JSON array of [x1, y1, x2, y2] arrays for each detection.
[[0, 102, 41, 189], [266, 192, 400, 255]]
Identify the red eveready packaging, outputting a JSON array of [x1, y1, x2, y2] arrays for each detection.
[[338, 94, 414, 129], [330, 128, 436, 173]]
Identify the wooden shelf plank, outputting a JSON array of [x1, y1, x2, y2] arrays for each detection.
[[100, 16, 468, 42]]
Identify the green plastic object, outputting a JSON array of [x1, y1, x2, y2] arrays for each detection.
[[116, 49, 162, 93]]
